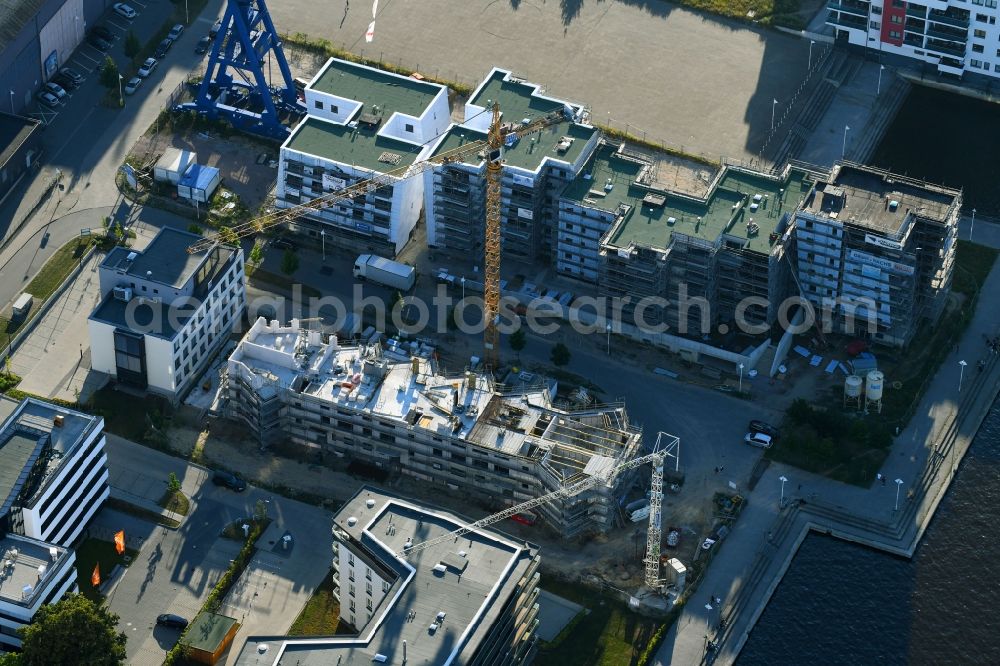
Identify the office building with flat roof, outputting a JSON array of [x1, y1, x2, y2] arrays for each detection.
[[222, 318, 642, 538], [277, 58, 450, 257], [424, 68, 599, 263], [235, 486, 540, 666], [0, 534, 76, 649], [88, 227, 245, 403]]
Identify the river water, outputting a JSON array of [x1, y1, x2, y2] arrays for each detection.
[[736, 399, 1000, 665]]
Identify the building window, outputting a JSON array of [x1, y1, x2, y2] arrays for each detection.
[[972, 59, 982, 68], [366, 581, 372, 595], [889, 30, 901, 39], [890, 14, 901, 23], [365, 568, 372, 581], [383, 581, 390, 593], [348, 553, 354, 566], [349, 583, 355, 597], [366, 598, 373, 611], [975, 29, 987, 39], [405, 123, 414, 133], [314, 100, 323, 109], [331, 105, 339, 113], [870, 20, 880, 30], [349, 599, 356, 612], [974, 44, 985, 53]]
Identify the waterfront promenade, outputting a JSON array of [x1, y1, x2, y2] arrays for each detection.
[[656, 232, 1000, 665]]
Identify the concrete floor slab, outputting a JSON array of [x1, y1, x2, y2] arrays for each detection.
[[536, 589, 585, 642]]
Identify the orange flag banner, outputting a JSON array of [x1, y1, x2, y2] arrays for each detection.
[[114, 530, 125, 555], [91, 563, 101, 587]]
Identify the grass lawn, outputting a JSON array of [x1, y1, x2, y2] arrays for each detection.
[[74, 538, 139, 603], [158, 490, 190, 516], [0, 238, 95, 348], [86, 385, 170, 441], [535, 580, 658, 666], [287, 569, 353, 636], [673, 0, 807, 28]]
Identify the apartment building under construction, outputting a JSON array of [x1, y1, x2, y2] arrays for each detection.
[[222, 318, 643, 538]]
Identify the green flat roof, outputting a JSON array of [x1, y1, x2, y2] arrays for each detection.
[[286, 117, 420, 173], [431, 122, 595, 172], [182, 612, 238, 652], [0, 433, 44, 513], [310, 60, 442, 118], [565, 144, 808, 253]]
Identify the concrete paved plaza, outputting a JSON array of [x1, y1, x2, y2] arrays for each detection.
[[269, 0, 812, 161]]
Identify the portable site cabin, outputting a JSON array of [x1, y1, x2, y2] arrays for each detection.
[[154, 148, 197, 184], [177, 164, 221, 203]]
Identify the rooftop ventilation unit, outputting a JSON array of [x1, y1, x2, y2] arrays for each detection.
[[347, 516, 358, 527], [113, 286, 133, 302], [126, 252, 138, 263], [366, 499, 376, 509]]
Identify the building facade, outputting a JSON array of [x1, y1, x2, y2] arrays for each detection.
[[425, 68, 599, 264], [235, 486, 541, 666], [88, 227, 245, 403], [223, 318, 643, 538], [276, 58, 450, 257], [827, 0, 1000, 78], [0, 396, 109, 649]]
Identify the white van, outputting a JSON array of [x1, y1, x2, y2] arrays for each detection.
[[744, 432, 772, 449], [12, 293, 33, 320]]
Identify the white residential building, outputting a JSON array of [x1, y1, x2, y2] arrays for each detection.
[[235, 486, 541, 666], [276, 58, 450, 257], [827, 0, 1000, 78], [0, 396, 109, 649], [88, 227, 245, 403]]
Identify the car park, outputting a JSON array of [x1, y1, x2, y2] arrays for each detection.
[[43, 82, 67, 99], [156, 614, 189, 630], [52, 73, 78, 90], [87, 34, 112, 51], [744, 432, 773, 449], [212, 470, 246, 491], [154, 38, 173, 58], [195, 36, 211, 54], [748, 420, 780, 440], [124, 76, 141, 95], [138, 57, 158, 78], [92, 25, 115, 42], [36, 91, 60, 108], [168, 24, 184, 40], [113, 2, 137, 19]]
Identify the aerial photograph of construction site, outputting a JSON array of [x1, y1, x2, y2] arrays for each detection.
[[1, 0, 1000, 665]]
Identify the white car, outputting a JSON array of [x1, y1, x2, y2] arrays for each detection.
[[43, 82, 67, 99], [138, 57, 158, 78], [113, 3, 137, 19], [168, 24, 184, 41], [744, 432, 773, 449], [124, 76, 142, 95]]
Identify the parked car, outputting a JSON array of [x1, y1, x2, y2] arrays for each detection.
[[138, 57, 158, 78], [87, 34, 112, 51], [59, 67, 84, 86], [154, 38, 173, 58], [156, 614, 189, 630], [271, 237, 296, 251], [91, 25, 115, 42], [124, 76, 141, 95], [43, 82, 67, 99], [744, 432, 773, 449], [113, 2, 137, 19], [195, 36, 211, 54], [209, 19, 223, 38], [52, 72, 78, 90], [212, 471, 246, 491], [36, 91, 60, 108], [748, 420, 780, 440], [168, 24, 184, 40]]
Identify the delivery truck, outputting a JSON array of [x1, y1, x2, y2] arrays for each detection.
[[353, 254, 416, 291]]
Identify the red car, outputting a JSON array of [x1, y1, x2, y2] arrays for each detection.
[[511, 512, 537, 526]]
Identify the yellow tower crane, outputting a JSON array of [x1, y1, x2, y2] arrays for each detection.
[[188, 105, 574, 367]]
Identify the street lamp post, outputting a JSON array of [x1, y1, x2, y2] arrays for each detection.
[[971, 208, 977, 241], [460, 276, 466, 302], [842, 125, 850, 159], [738, 363, 744, 394], [606, 323, 612, 355], [877, 64, 885, 96], [778, 475, 788, 508], [185, 0, 189, 24], [958, 359, 967, 393], [771, 99, 778, 130], [320, 229, 326, 261], [808, 40, 815, 69], [8, 90, 13, 114], [118, 74, 124, 106], [894, 478, 904, 512]]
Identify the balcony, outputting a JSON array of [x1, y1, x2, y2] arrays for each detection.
[[905, 4, 926, 19], [927, 10, 969, 29], [925, 39, 965, 57], [904, 17, 925, 33], [925, 25, 967, 43], [828, 0, 869, 17], [827, 11, 867, 30]]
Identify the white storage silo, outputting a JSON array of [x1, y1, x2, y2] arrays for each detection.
[[865, 370, 884, 413], [844, 374, 864, 410]]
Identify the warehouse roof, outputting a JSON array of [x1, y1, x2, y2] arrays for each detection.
[[0, 0, 45, 57]]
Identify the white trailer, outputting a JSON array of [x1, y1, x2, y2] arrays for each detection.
[[353, 254, 415, 291]]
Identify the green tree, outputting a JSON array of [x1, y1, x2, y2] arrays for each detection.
[[187, 223, 203, 235], [166, 471, 181, 495], [509, 328, 526, 353], [19, 594, 127, 665], [99, 57, 119, 89], [249, 242, 264, 265], [551, 342, 571, 367], [123, 30, 141, 59], [280, 249, 300, 275], [0, 653, 22, 665]]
